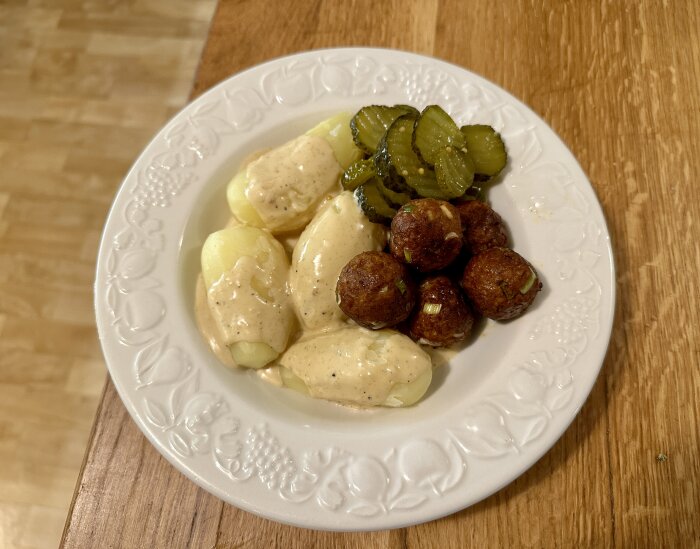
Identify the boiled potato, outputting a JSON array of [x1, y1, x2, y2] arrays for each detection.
[[225, 170, 264, 228], [201, 226, 295, 369], [305, 112, 362, 169], [226, 113, 362, 233], [289, 191, 387, 330], [278, 327, 433, 407], [383, 369, 433, 407], [279, 366, 432, 407]]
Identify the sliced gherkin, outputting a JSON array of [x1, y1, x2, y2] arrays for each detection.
[[459, 124, 507, 177], [393, 104, 420, 117], [350, 105, 417, 155], [412, 105, 466, 165], [375, 115, 451, 200], [354, 180, 398, 225], [434, 146, 475, 198], [341, 158, 376, 191], [376, 178, 412, 207]]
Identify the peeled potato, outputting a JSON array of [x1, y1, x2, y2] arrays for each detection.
[[200, 225, 272, 289], [279, 366, 310, 395], [225, 170, 265, 229], [278, 327, 433, 407], [280, 363, 432, 407], [304, 112, 363, 169], [289, 191, 387, 330], [229, 341, 280, 370], [226, 112, 362, 232], [383, 368, 433, 407], [201, 226, 295, 369]]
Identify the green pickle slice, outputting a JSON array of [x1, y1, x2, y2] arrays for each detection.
[[354, 179, 398, 225], [376, 115, 451, 200], [377, 179, 412, 207], [350, 105, 417, 155], [341, 158, 376, 191], [434, 146, 475, 198], [459, 124, 507, 177], [412, 105, 466, 165]]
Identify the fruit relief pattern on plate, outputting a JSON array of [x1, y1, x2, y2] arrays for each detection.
[[99, 51, 610, 518]]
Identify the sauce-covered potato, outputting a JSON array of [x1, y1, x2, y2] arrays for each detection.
[[226, 113, 362, 233], [278, 327, 432, 407], [336, 251, 416, 329], [290, 192, 387, 330], [390, 198, 462, 272], [409, 275, 474, 347], [200, 226, 296, 369], [460, 247, 542, 320]]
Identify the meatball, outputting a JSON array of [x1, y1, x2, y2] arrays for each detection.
[[455, 199, 508, 255], [390, 198, 462, 272], [409, 275, 474, 347], [460, 247, 542, 320], [336, 251, 416, 329]]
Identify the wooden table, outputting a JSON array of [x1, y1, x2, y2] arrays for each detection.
[[62, 0, 700, 546]]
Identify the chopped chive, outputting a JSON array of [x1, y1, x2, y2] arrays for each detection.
[[422, 303, 442, 315], [403, 248, 412, 263], [395, 278, 407, 294], [402, 204, 413, 213], [520, 269, 537, 294], [440, 204, 454, 219]]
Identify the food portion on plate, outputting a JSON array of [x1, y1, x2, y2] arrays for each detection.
[[195, 106, 542, 408]]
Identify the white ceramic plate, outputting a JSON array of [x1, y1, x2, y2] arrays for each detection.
[[94, 48, 615, 531]]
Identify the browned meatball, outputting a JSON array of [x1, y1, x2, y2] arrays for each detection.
[[455, 199, 508, 255], [390, 198, 462, 272], [409, 275, 474, 347], [460, 247, 542, 320], [336, 251, 416, 329]]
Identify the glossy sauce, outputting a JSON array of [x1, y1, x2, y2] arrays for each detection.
[[194, 275, 236, 368], [196, 133, 434, 407], [206, 234, 294, 354], [290, 191, 387, 330], [279, 327, 432, 406], [245, 134, 341, 232]]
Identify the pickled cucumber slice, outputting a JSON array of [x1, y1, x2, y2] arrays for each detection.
[[342, 158, 376, 191], [354, 180, 397, 225], [377, 179, 412, 207], [376, 115, 451, 200], [393, 104, 420, 117], [350, 105, 416, 155], [434, 146, 475, 198], [456, 184, 485, 202], [413, 105, 466, 165], [408, 175, 451, 200], [459, 124, 507, 177]]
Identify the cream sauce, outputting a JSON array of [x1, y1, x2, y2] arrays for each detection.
[[196, 129, 436, 407], [278, 327, 432, 406], [290, 191, 387, 330], [194, 274, 237, 368], [206, 234, 294, 353], [245, 134, 341, 233]]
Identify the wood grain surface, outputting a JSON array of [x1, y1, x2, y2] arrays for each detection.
[[0, 1, 216, 547], [62, 0, 700, 547]]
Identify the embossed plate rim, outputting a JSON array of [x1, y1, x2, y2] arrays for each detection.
[[94, 47, 615, 531]]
